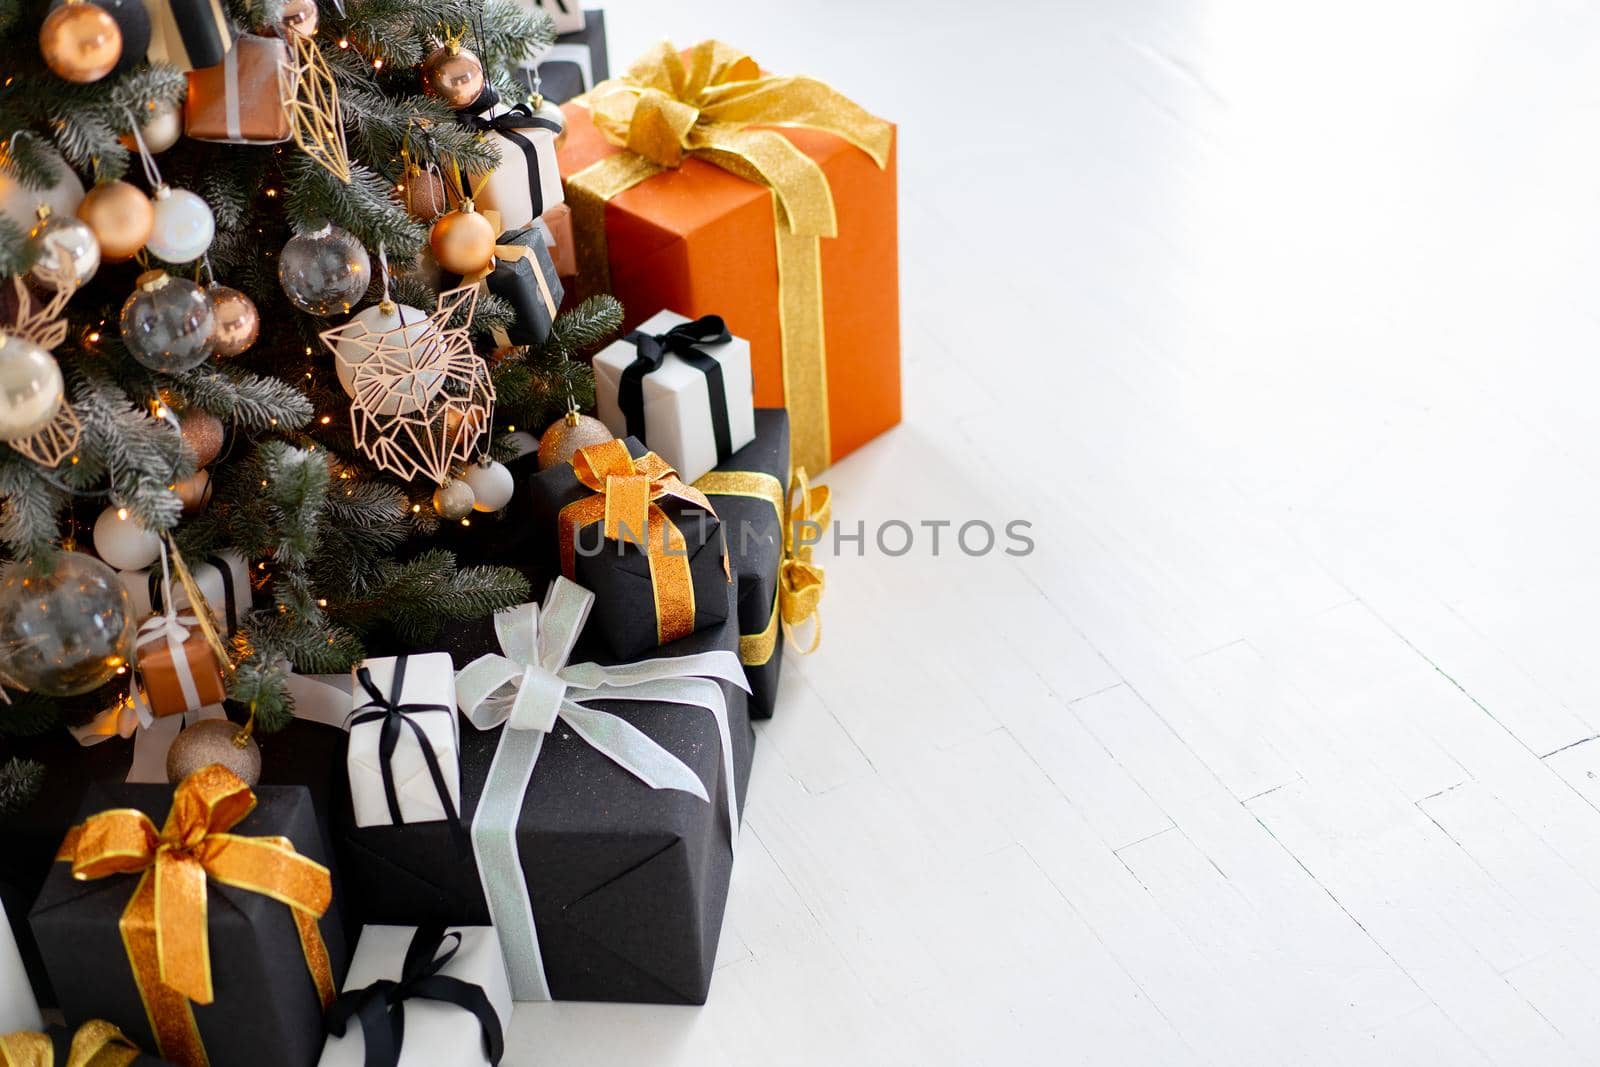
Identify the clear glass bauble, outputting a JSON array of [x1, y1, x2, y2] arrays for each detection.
[[0, 552, 135, 697], [119, 271, 215, 373], [279, 224, 371, 316], [26, 212, 99, 290], [0, 333, 65, 441]]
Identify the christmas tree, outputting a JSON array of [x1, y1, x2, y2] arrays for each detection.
[[0, 0, 618, 807]]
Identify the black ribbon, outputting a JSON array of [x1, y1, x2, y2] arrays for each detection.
[[148, 554, 241, 632], [457, 89, 563, 220], [325, 925, 506, 1067], [165, 0, 234, 69], [348, 657, 469, 855], [621, 316, 736, 463]]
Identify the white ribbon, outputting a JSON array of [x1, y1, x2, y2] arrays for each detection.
[[455, 576, 749, 1001], [223, 44, 241, 141]]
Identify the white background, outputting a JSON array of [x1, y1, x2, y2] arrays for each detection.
[[510, 2, 1600, 1063]]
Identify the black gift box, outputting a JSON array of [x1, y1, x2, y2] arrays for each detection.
[[516, 9, 609, 106], [526, 435, 732, 659], [335, 577, 754, 1004], [695, 408, 790, 719], [489, 226, 563, 347], [28, 783, 347, 1067]]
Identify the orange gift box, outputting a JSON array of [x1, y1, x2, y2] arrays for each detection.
[[135, 614, 227, 716], [557, 42, 899, 473]]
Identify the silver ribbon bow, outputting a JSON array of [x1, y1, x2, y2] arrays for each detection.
[[455, 576, 749, 1001]]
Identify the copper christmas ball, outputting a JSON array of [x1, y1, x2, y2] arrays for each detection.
[[423, 44, 486, 109], [207, 284, 260, 356], [173, 468, 212, 513], [39, 1, 122, 83], [166, 718, 261, 787], [429, 206, 496, 275], [76, 180, 154, 262], [396, 168, 448, 221], [537, 412, 614, 470], [278, 0, 317, 37], [178, 408, 225, 466]]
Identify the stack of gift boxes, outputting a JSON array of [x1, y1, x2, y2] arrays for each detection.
[[0, 25, 897, 1067]]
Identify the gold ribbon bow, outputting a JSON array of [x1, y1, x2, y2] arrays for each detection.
[[56, 765, 335, 1067], [567, 40, 894, 474], [779, 467, 829, 654], [558, 439, 724, 645], [0, 1021, 142, 1067]]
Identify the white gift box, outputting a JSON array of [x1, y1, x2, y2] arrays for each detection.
[[120, 550, 252, 634], [0, 898, 41, 1035], [594, 309, 757, 484], [518, 0, 584, 35], [347, 653, 462, 829], [318, 926, 512, 1067], [471, 100, 564, 234]]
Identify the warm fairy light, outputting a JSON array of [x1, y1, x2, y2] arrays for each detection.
[[317, 599, 328, 607], [411, 504, 422, 513], [304, 346, 313, 355], [87, 330, 100, 342], [372, 58, 384, 69], [320, 415, 332, 425], [506, 425, 515, 432], [460, 518, 471, 526], [261, 479, 269, 487], [116, 507, 128, 520], [338, 37, 349, 48], [270, 418, 278, 426], [154, 404, 168, 418], [70, 455, 79, 464], [265, 188, 278, 198]]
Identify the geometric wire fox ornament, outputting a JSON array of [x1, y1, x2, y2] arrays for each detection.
[[322, 283, 495, 484], [3, 272, 82, 468], [284, 29, 352, 184]]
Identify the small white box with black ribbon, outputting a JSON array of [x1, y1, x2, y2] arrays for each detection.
[[346, 652, 464, 834], [593, 309, 757, 485], [457, 87, 564, 234]]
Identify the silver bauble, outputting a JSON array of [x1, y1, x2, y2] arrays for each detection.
[[166, 718, 261, 786], [432, 477, 477, 520], [0, 552, 135, 697], [120, 270, 215, 372], [462, 458, 514, 512], [26, 212, 99, 290], [0, 333, 65, 441], [279, 225, 371, 316], [145, 185, 214, 263]]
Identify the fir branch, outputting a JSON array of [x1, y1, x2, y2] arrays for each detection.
[[169, 368, 317, 432], [0, 758, 44, 816], [283, 155, 427, 263], [551, 294, 625, 357]]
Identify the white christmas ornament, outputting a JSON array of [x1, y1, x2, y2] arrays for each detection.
[[145, 185, 214, 263], [0, 332, 65, 441], [433, 477, 476, 519], [92, 505, 162, 571], [331, 301, 444, 415], [0, 152, 83, 233], [462, 458, 514, 512]]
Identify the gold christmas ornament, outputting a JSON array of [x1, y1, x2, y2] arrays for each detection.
[[166, 717, 261, 786], [207, 284, 260, 356], [396, 166, 448, 221], [429, 201, 496, 275], [174, 468, 212, 513], [0, 275, 80, 468], [327, 284, 495, 483], [278, 0, 318, 37], [422, 41, 485, 110], [39, 0, 122, 83], [76, 180, 155, 262], [178, 408, 225, 466], [283, 30, 351, 183], [119, 99, 181, 153], [529, 92, 567, 150], [537, 410, 614, 470]]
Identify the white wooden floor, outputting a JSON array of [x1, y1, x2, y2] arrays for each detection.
[[512, 2, 1600, 1063]]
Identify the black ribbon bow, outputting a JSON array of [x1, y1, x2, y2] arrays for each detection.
[[621, 315, 737, 463], [325, 925, 506, 1067], [348, 656, 469, 855], [457, 88, 564, 220]]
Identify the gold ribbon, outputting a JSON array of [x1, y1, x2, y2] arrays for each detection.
[[558, 439, 723, 645], [0, 1020, 143, 1067], [55, 765, 335, 1067], [565, 40, 894, 474], [692, 466, 828, 662]]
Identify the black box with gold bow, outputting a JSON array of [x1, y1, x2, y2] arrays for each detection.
[[692, 409, 800, 719], [28, 768, 347, 1067], [526, 436, 731, 658]]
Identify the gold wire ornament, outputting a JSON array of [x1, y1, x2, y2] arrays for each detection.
[[3, 272, 82, 467], [323, 283, 495, 484], [282, 28, 352, 183]]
